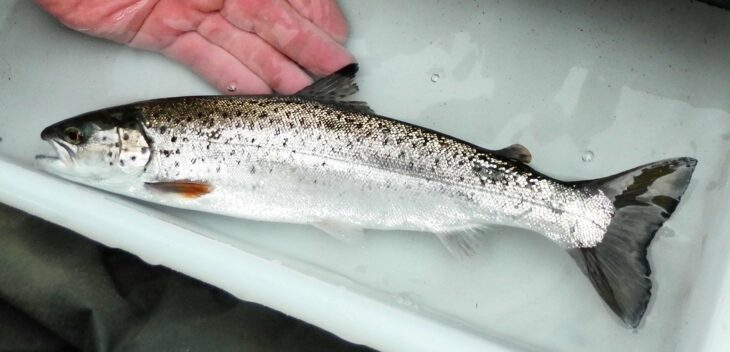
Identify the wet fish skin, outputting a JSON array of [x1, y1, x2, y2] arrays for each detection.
[[37, 64, 696, 328], [122, 95, 609, 248]]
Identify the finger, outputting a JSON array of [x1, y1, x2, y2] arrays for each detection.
[[35, 0, 160, 43], [163, 31, 271, 95], [286, 0, 348, 44], [197, 13, 313, 94], [222, 0, 354, 76], [127, 0, 210, 50]]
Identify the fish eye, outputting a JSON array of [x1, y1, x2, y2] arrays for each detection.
[[63, 127, 83, 145]]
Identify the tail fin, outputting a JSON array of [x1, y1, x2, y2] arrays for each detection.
[[569, 157, 697, 328]]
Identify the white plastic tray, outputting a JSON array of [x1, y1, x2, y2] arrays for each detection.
[[1, 1, 729, 351]]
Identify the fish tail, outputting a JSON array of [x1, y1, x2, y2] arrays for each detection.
[[569, 157, 697, 327]]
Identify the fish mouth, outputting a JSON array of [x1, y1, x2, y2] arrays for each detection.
[[35, 139, 76, 164]]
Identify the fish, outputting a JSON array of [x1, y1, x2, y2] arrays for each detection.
[[36, 64, 696, 328]]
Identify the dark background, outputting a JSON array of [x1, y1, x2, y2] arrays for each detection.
[[0, 203, 373, 352]]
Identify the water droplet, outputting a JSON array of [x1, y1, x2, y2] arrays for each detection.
[[660, 228, 676, 238], [430, 74, 441, 83], [226, 83, 237, 92], [581, 150, 594, 162]]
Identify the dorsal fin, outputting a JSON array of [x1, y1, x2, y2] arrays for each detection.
[[296, 63, 375, 114], [297, 63, 360, 100], [493, 144, 532, 163]]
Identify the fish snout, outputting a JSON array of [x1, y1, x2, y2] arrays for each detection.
[[41, 125, 57, 141]]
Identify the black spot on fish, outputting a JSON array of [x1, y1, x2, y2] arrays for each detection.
[[163, 150, 171, 157], [159, 126, 168, 134], [355, 123, 363, 129], [123, 133, 129, 141], [250, 138, 256, 143], [250, 166, 256, 174], [222, 112, 229, 118], [282, 138, 288, 147], [102, 136, 107, 141], [107, 152, 112, 157], [321, 162, 326, 167], [182, 137, 189, 142], [131, 156, 136, 161], [235, 110, 242, 117], [197, 112, 204, 118], [114, 142, 120, 148], [174, 161, 179, 167], [171, 136, 177, 142], [175, 149, 180, 154], [141, 147, 148, 154], [120, 160, 125, 166], [109, 162, 113, 166]]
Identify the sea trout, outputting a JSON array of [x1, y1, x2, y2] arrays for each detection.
[[37, 64, 696, 327]]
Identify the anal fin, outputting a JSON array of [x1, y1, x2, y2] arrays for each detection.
[[435, 228, 484, 259], [313, 220, 365, 244]]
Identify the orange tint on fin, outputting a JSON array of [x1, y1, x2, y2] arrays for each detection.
[[145, 181, 212, 199]]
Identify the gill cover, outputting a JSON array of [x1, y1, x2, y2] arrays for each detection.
[[38, 107, 152, 182]]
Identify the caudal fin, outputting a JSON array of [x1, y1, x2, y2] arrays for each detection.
[[569, 157, 697, 327]]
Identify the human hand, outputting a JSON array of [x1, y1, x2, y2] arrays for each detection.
[[36, 0, 354, 94]]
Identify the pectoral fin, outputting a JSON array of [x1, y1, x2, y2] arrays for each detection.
[[145, 181, 212, 199], [313, 220, 365, 244]]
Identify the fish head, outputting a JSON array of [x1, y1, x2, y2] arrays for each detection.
[[36, 107, 151, 185]]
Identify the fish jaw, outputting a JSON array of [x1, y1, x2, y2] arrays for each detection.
[[35, 138, 77, 176]]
